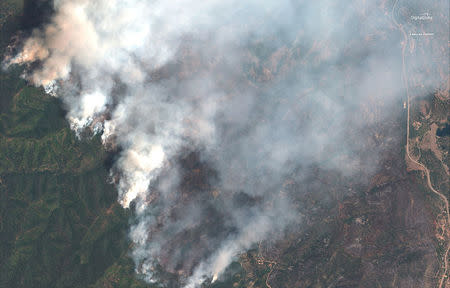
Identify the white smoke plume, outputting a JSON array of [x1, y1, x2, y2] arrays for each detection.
[[4, 0, 448, 286]]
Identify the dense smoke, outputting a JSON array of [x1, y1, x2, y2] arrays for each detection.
[[4, 0, 447, 286]]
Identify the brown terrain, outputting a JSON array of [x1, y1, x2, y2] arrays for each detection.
[[0, 0, 448, 288], [224, 1, 450, 288]]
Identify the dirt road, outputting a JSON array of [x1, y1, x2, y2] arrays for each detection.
[[392, 1, 449, 287]]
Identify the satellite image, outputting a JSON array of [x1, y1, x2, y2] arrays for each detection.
[[0, 0, 448, 287]]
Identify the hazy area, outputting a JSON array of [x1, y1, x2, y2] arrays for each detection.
[[0, 0, 448, 287]]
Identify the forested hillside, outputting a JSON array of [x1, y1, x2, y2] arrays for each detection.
[[0, 2, 147, 287]]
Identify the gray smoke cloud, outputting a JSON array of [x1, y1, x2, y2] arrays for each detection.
[[4, 0, 448, 286]]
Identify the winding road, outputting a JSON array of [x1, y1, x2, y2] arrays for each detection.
[[392, 1, 449, 287]]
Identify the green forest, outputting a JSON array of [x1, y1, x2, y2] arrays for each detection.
[[0, 1, 149, 287]]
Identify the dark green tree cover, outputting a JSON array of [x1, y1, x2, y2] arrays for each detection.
[[0, 2, 149, 287]]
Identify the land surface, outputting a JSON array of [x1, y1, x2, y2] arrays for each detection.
[[0, 1, 448, 288], [0, 1, 150, 287]]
